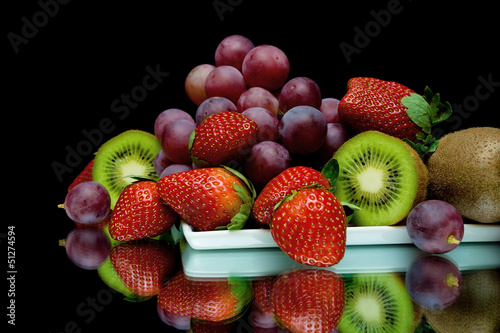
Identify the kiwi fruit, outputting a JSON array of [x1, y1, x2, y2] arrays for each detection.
[[332, 131, 428, 226], [424, 270, 500, 332], [93, 130, 162, 209], [426, 127, 500, 223], [337, 273, 414, 333]]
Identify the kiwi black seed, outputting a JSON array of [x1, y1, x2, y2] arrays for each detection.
[[92, 130, 162, 209], [337, 273, 414, 333], [332, 131, 428, 226]]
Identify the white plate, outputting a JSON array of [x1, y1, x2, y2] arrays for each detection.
[[181, 221, 500, 250]]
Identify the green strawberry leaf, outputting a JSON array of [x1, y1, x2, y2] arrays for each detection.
[[401, 93, 433, 134], [341, 201, 361, 224], [321, 158, 340, 186]]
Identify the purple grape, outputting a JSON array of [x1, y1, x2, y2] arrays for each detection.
[[405, 255, 462, 310], [279, 77, 322, 113], [214, 35, 254, 71], [237, 87, 280, 115], [64, 228, 111, 270], [320, 98, 341, 123], [157, 303, 191, 330], [406, 200, 464, 254], [195, 96, 237, 125], [316, 123, 349, 165], [185, 64, 216, 106], [154, 150, 173, 176], [204, 65, 247, 104], [161, 119, 197, 164], [242, 107, 279, 142], [278, 106, 327, 155], [154, 108, 194, 143], [63, 181, 111, 224], [160, 164, 193, 178], [242, 45, 290, 91], [243, 141, 291, 190]]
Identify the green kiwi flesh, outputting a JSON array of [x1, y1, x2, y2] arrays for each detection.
[[332, 131, 419, 226], [337, 273, 414, 333], [92, 130, 161, 209]]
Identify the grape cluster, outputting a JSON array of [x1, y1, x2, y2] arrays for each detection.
[[156, 34, 349, 189]]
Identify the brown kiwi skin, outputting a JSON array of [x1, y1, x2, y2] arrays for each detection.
[[403, 141, 429, 217], [426, 127, 500, 223]]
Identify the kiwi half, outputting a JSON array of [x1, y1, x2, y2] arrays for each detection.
[[337, 273, 414, 333], [93, 130, 161, 209], [332, 131, 428, 226]]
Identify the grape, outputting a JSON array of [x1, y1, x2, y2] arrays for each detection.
[[320, 98, 341, 123], [204, 65, 247, 104], [154, 150, 173, 176], [154, 108, 195, 143], [405, 255, 462, 310], [242, 107, 279, 142], [64, 228, 111, 270], [316, 123, 349, 165], [279, 77, 322, 113], [161, 119, 197, 164], [243, 141, 291, 190], [185, 64, 216, 106], [195, 96, 237, 125], [242, 45, 290, 91], [278, 106, 327, 155], [160, 163, 193, 178], [237, 87, 280, 115], [157, 303, 191, 330], [64, 181, 111, 224], [214, 34, 254, 71], [406, 200, 464, 254]]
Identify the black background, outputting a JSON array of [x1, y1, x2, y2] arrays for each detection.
[[5, 0, 499, 332]]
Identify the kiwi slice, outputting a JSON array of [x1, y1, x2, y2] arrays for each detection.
[[337, 273, 414, 333], [332, 131, 427, 226], [93, 130, 161, 209]]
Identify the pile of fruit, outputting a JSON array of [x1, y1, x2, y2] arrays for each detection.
[[58, 34, 499, 331]]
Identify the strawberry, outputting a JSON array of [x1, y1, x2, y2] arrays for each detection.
[[252, 166, 331, 227], [156, 166, 255, 231], [338, 77, 452, 152], [271, 187, 346, 267], [109, 180, 178, 241], [157, 270, 253, 322], [110, 240, 176, 297], [271, 268, 345, 333], [189, 111, 258, 168], [68, 159, 94, 191]]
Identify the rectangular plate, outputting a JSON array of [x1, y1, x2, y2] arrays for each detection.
[[181, 221, 500, 250]]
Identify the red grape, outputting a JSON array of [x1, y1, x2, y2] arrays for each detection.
[[161, 119, 197, 164], [320, 98, 341, 123], [214, 34, 254, 71], [154, 150, 173, 176], [237, 87, 280, 115], [242, 45, 290, 91], [278, 106, 327, 155], [316, 123, 349, 164], [160, 163, 193, 178], [406, 200, 464, 254], [243, 141, 291, 190], [154, 108, 194, 143], [185, 64, 215, 106], [195, 96, 237, 125], [405, 255, 462, 310], [63, 181, 111, 225], [64, 228, 111, 270], [279, 77, 322, 113], [204, 65, 247, 104], [242, 107, 279, 142]]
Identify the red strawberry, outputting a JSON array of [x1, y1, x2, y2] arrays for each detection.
[[109, 180, 178, 241], [157, 270, 253, 322], [253, 166, 331, 227], [110, 240, 176, 297], [189, 111, 258, 167], [156, 167, 255, 231], [271, 187, 346, 267], [271, 268, 345, 333], [338, 77, 452, 152], [252, 276, 276, 317], [68, 159, 94, 191]]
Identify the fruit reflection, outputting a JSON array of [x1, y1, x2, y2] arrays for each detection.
[[62, 227, 111, 270]]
